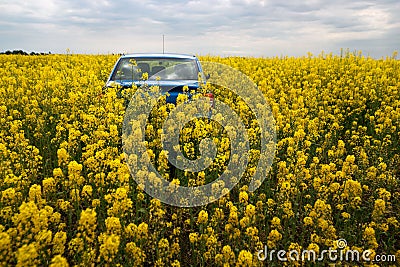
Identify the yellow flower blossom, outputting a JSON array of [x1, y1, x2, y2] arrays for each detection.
[[126, 242, 146, 266], [236, 250, 253, 266], [343, 179, 362, 199], [189, 232, 199, 244], [99, 234, 120, 262], [16, 244, 38, 267], [67, 160, 84, 186], [42, 178, 56, 196], [49, 255, 69, 267], [239, 191, 248, 204], [303, 216, 313, 226], [267, 229, 282, 248], [81, 185, 93, 198], [197, 210, 209, 225], [78, 208, 97, 244], [372, 199, 386, 219], [245, 204, 256, 218], [52, 231, 67, 255], [137, 222, 148, 239], [57, 148, 69, 166], [105, 216, 122, 235]]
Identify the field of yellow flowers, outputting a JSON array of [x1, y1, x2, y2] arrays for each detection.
[[0, 51, 399, 266]]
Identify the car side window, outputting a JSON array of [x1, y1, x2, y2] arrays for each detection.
[[174, 63, 197, 80]]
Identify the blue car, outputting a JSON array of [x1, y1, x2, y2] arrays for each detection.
[[105, 53, 214, 107]]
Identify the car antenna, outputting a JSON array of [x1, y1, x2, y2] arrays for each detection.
[[162, 34, 165, 54]]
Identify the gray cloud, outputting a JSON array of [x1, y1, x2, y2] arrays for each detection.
[[0, 0, 398, 57]]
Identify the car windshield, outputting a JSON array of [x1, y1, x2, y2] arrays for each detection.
[[111, 57, 199, 81]]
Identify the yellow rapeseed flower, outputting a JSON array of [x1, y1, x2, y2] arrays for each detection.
[[197, 210, 208, 225]]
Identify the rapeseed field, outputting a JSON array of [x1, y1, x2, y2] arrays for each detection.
[[0, 52, 399, 266]]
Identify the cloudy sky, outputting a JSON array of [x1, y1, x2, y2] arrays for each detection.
[[0, 0, 399, 57]]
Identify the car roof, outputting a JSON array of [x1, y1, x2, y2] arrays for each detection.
[[120, 53, 197, 59]]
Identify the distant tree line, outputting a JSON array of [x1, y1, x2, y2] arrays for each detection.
[[0, 50, 51, 55]]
